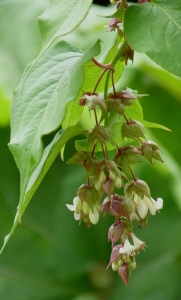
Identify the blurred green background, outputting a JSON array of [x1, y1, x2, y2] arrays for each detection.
[[0, 1, 181, 299]]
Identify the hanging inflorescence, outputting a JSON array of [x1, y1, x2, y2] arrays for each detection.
[[66, 0, 163, 285]]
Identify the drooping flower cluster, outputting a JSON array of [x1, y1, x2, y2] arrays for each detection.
[[66, 0, 164, 285], [66, 87, 163, 284]]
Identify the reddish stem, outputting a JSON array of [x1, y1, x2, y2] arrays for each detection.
[[92, 57, 113, 70], [93, 68, 108, 93], [101, 143, 106, 158], [94, 108, 99, 125], [129, 166, 137, 182], [91, 143, 96, 157], [137, 137, 143, 144], [123, 113, 129, 123]]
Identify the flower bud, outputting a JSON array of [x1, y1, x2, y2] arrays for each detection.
[[104, 18, 121, 32], [114, 146, 142, 173], [109, 194, 134, 221], [67, 151, 88, 165], [108, 221, 125, 247], [119, 43, 134, 65], [130, 261, 136, 270], [79, 92, 106, 110], [107, 245, 122, 269], [118, 263, 130, 285], [88, 125, 115, 145], [124, 179, 151, 198], [76, 184, 100, 225], [141, 141, 163, 164], [122, 119, 146, 141], [112, 262, 118, 271], [101, 197, 111, 213]]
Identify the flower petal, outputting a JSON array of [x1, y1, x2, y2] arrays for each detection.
[[136, 196, 148, 219], [66, 204, 75, 211], [119, 238, 136, 255], [89, 206, 99, 224], [74, 212, 80, 220], [130, 233, 145, 250], [156, 198, 163, 209]]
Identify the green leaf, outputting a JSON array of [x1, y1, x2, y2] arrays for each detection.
[[125, 99, 143, 121], [0, 87, 10, 127], [38, 0, 93, 50], [124, 0, 181, 78], [112, 121, 123, 147], [101, 1, 124, 20], [9, 40, 101, 220], [83, 35, 124, 93], [22, 0, 93, 89], [143, 120, 171, 131], [125, 100, 170, 131], [1, 124, 83, 254]]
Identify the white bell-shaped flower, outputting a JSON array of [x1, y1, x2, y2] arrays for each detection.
[[134, 194, 148, 219], [143, 196, 163, 215], [130, 232, 145, 251], [119, 238, 136, 255]]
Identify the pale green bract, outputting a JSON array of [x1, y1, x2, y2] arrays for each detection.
[[124, 0, 181, 78]]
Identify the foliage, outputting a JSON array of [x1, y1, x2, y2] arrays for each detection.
[[0, 0, 181, 297]]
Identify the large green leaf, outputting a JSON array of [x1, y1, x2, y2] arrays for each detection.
[[9, 40, 101, 220], [38, 0, 93, 50], [0, 124, 83, 254], [22, 0, 93, 88], [124, 0, 181, 78]]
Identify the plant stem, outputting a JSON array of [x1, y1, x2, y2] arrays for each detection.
[[129, 166, 136, 182], [94, 108, 99, 125], [92, 57, 113, 69], [104, 39, 128, 126], [93, 68, 108, 93], [111, 69, 116, 95], [123, 113, 129, 123]]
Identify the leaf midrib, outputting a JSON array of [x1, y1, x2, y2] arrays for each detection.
[[153, 2, 181, 30]]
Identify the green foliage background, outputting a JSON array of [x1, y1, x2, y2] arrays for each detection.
[[0, 1, 181, 299]]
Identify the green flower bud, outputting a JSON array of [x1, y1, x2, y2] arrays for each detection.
[[130, 261, 137, 270], [118, 258, 124, 267], [124, 179, 150, 198], [153, 149, 164, 163], [141, 143, 153, 164], [122, 119, 146, 141], [112, 262, 118, 271], [108, 97, 125, 115], [88, 125, 115, 146], [142, 141, 163, 164], [78, 184, 99, 211]]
